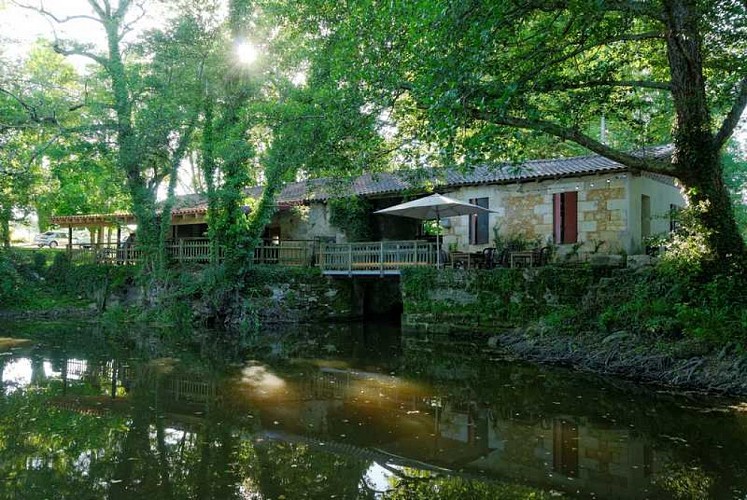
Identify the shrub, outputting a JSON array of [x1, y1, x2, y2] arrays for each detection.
[[0, 252, 23, 305]]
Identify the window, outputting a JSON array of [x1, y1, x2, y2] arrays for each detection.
[[641, 195, 651, 238], [553, 419, 579, 477], [553, 192, 578, 244], [669, 204, 681, 233], [469, 197, 489, 245]]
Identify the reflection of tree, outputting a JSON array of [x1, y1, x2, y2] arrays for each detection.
[[383, 471, 557, 500], [653, 461, 714, 500], [253, 441, 375, 500], [2, 320, 746, 499], [0, 389, 126, 498]]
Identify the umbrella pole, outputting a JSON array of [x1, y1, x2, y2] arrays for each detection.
[[436, 207, 441, 269]]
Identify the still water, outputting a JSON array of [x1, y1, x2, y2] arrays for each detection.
[[0, 321, 745, 499]]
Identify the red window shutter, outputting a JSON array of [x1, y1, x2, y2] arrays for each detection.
[[553, 193, 562, 243], [563, 191, 578, 243]]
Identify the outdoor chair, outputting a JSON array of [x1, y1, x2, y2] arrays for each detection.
[[481, 247, 497, 269]]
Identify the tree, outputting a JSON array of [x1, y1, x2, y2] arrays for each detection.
[[0, 42, 84, 246], [280, 0, 747, 266], [17, 0, 204, 275], [192, 0, 386, 272]]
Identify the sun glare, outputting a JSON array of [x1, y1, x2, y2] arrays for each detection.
[[235, 41, 259, 65]]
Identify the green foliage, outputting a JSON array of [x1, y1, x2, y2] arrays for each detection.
[[401, 266, 594, 330], [492, 225, 544, 257], [46, 255, 133, 297], [0, 251, 23, 304], [329, 196, 377, 242], [723, 144, 747, 239], [404, 253, 747, 345], [384, 473, 559, 500], [656, 200, 716, 279]]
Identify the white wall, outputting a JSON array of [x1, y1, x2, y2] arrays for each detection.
[[626, 173, 686, 253]]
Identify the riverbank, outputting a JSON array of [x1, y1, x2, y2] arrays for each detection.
[[401, 264, 747, 396], [5, 248, 747, 396], [490, 329, 747, 395]]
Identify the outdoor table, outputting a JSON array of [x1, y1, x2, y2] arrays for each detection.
[[510, 250, 537, 268], [450, 251, 484, 269]]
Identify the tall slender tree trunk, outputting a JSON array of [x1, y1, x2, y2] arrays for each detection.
[[201, 98, 221, 265], [103, 16, 160, 275], [664, 0, 746, 264], [0, 208, 11, 248]]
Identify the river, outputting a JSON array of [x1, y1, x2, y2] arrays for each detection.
[[0, 320, 744, 499]]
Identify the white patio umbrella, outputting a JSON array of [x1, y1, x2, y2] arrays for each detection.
[[374, 193, 495, 268]]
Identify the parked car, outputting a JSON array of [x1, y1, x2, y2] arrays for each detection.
[[34, 231, 79, 248]]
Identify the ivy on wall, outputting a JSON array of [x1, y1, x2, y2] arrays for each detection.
[[328, 196, 378, 242], [400, 266, 594, 331]]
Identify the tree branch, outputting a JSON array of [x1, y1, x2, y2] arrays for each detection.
[[13, 1, 103, 25], [52, 42, 109, 68], [466, 107, 673, 173], [537, 79, 672, 92], [599, 0, 665, 20], [518, 31, 665, 89], [714, 77, 747, 149], [0, 87, 59, 126], [121, 3, 146, 36]]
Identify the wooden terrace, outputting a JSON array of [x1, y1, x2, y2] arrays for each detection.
[[65, 238, 441, 276]]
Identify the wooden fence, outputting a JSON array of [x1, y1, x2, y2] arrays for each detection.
[[318, 240, 438, 275], [68, 238, 313, 266], [67, 238, 438, 275]]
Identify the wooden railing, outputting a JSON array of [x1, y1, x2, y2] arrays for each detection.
[[319, 240, 438, 275], [253, 240, 315, 266], [67, 239, 313, 266], [66, 238, 437, 274]]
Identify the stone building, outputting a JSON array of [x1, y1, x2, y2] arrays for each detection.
[[252, 148, 685, 256], [51, 148, 685, 257]]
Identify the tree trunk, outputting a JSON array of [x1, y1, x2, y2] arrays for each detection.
[[0, 208, 10, 248], [664, 0, 746, 264]]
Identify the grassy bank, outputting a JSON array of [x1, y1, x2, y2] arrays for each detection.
[[0, 249, 136, 316]]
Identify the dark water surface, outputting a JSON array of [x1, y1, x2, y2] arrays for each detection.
[[0, 321, 744, 499]]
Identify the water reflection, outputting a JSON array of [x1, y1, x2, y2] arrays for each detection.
[[0, 322, 744, 499]]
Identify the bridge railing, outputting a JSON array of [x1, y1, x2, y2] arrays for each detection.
[[319, 240, 437, 275]]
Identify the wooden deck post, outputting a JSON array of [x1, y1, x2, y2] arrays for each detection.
[[380, 241, 384, 276], [348, 243, 352, 276]]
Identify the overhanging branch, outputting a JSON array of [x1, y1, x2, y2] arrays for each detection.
[[52, 42, 109, 68], [467, 107, 673, 173], [537, 79, 672, 92], [714, 77, 747, 149], [13, 1, 103, 25]]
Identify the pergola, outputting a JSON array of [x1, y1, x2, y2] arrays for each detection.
[[49, 213, 136, 249], [50, 206, 210, 249]]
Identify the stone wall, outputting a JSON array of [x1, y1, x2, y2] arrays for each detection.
[[225, 269, 402, 327], [379, 171, 685, 256], [400, 266, 595, 334], [271, 203, 341, 242], [235, 268, 358, 325], [443, 173, 635, 255]]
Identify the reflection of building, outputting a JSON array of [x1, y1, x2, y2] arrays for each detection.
[[237, 363, 660, 498], [473, 413, 657, 499], [3, 349, 665, 499]]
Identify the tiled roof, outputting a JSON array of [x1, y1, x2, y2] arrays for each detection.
[[54, 147, 673, 222], [180, 147, 674, 210], [269, 146, 673, 204]]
